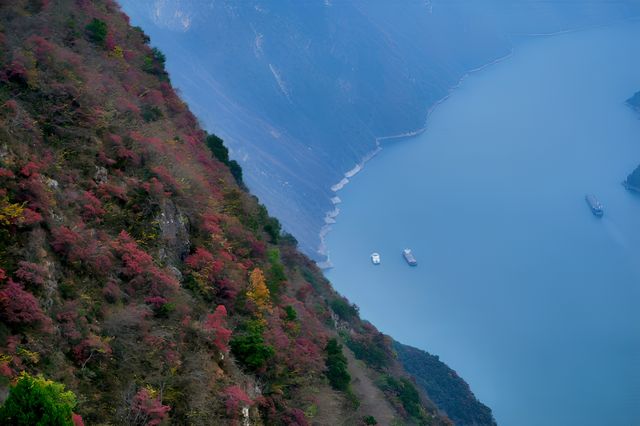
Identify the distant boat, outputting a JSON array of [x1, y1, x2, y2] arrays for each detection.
[[371, 252, 381, 265], [402, 249, 417, 266], [585, 194, 603, 217]]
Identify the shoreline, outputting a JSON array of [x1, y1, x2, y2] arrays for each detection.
[[316, 49, 515, 269], [315, 15, 640, 269]]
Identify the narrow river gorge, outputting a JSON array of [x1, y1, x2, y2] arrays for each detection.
[[326, 21, 640, 426]]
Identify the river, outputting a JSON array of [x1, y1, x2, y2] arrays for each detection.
[[324, 21, 640, 426]]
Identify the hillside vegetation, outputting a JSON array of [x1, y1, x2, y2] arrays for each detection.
[[0, 1, 490, 424], [120, 0, 640, 260], [394, 342, 495, 426]]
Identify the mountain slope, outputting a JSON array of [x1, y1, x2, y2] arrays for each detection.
[[119, 0, 640, 260], [0, 1, 488, 424], [394, 342, 495, 426]]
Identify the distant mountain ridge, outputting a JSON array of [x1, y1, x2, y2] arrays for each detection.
[[395, 341, 496, 426], [625, 91, 640, 192], [628, 91, 640, 111], [120, 0, 640, 261]]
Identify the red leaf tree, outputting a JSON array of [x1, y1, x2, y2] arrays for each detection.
[[130, 388, 171, 426], [223, 385, 252, 417], [0, 280, 48, 327], [202, 305, 232, 352]]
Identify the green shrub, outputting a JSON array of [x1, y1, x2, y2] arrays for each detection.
[[85, 18, 107, 45], [378, 375, 426, 422], [204, 133, 243, 185], [329, 298, 359, 322], [0, 372, 78, 425], [206, 134, 229, 164], [141, 105, 163, 122], [363, 415, 378, 425], [284, 306, 297, 322], [263, 217, 281, 244], [132, 26, 150, 44], [228, 160, 243, 185], [345, 334, 391, 370], [266, 249, 286, 297], [156, 302, 176, 318], [325, 338, 350, 391], [142, 48, 168, 76], [230, 320, 275, 371], [151, 47, 166, 66]]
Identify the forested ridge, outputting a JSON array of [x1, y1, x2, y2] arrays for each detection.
[[0, 1, 494, 425]]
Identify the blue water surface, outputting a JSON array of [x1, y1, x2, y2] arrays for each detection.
[[325, 22, 640, 426]]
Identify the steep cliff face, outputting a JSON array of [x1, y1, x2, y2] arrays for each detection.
[[0, 1, 489, 424], [119, 0, 640, 260]]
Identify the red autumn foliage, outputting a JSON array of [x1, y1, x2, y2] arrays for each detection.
[[215, 277, 240, 300], [20, 175, 52, 212], [112, 231, 179, 299], [51, 225, 114, 272], [0, 3, 439, 422], [4, 57, 28, 84], [289, 337, 324, 373], [144, 296, 168, 309], [20, 207, 43, 225], [0, 280, 48, 326], [223, 385, 252, 416], [26, 35, 55, 61], [97, 151, 117, 167], [50, 225, 83, 256], [108, 133, 123, 145], [131, 388, 171, 426], [185, 247, 214, 270], [203, 305, 232, 352], [112, 230, 153, 277], [122, 49, 136, 62], [102, 278, 121, 303], [15, 261, 47, 289], [218, 250, 234, 263], [105, 32, 116, 51], [265, 320, 289, 355], [72, 413, 84, 426], [201, 213, 222, 235], [0, 361, 12, 378], [185, 247, 224, 284], [20, 161, 40, 177], [0, 167, 15, 178], [72, 334, 112, 365], [283, 408, 309, 426], [150, 165, 179, 192], [141, 177, 167, 199], [146, 268, 180, 297], [295, 283, 313, 302], [143, 89, 164, 107], [250, 239, 266, 258], [97, 182, 128, 201], [56, 300, 90, 344], [80, 190, 105, 219]]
